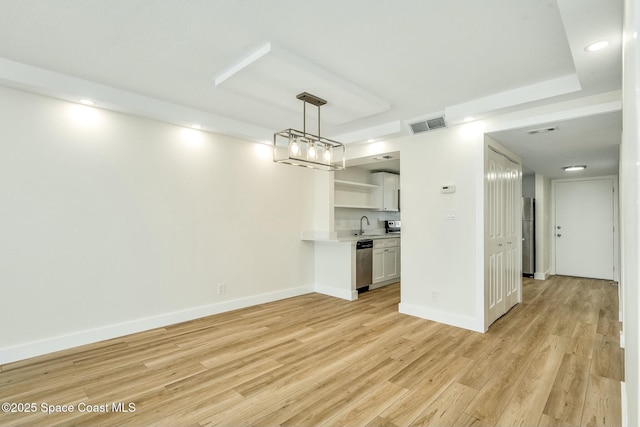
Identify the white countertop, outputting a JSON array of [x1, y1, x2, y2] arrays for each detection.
[[303, 234, 400, 243], [301, 231, 400, 242], [338, 233, 401, 242]]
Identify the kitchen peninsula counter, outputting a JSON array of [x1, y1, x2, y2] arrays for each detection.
[[303, 234, 401, 300]]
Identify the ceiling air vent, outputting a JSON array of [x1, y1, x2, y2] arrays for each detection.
[[526, 126, 558, 135], [409, 116, 447, 134]]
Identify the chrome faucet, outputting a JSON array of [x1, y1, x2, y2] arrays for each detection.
[[359, 215, 370, 235]]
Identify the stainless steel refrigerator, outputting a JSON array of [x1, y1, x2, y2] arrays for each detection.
[[522, 197, 535, 277]]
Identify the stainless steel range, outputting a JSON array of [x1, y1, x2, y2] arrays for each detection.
[[385, 220, 401, 234]]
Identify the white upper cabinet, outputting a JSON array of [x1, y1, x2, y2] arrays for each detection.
[[371, 172, 400, 211]]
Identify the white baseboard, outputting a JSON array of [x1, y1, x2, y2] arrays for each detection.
[[314, 285, 357, 301], [0, 285, 314, 365], [534, 271, 550, 280], [398, 302, 484, 332]]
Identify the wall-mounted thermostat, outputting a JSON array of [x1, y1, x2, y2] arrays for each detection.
[[441, 185, 456, 194]]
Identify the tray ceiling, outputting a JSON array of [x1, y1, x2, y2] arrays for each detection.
[[0, 0, 623, 175]]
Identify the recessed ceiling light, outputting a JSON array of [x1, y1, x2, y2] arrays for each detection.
[[192, 123, 202, 129], [79, 99, 95, 106], [367, 138, 376, 143], [463, 117, 475, 122], [562, 165, 587, 172], [585, 40, 610, 52]]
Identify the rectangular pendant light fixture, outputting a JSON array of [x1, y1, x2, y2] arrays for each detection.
[[273, 92, 345, 171]]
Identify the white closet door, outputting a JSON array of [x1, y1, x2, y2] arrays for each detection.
[[486, 147, 521, 327], [504, 158, 520, 310], [487, 148, 506, 326]]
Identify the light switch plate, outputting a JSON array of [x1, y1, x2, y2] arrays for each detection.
[[441, 185, 456, 194]]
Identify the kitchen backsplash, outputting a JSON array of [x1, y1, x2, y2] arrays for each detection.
[[335, 207, 400, 237]]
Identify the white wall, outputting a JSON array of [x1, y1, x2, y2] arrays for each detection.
[[0, 87, 316, 363], [522, 174, 535, 198], [398, 124, 485, 332], [312, 169, 335, 239], [534, 173, 552, 279], [343, 123, 518, 333], [621, 0, 640, 424]]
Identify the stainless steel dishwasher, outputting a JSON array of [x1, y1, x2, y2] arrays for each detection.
[[356, 239, 373, 291]]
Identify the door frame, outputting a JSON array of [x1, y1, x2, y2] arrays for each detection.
[[550, 175, 619, 282]]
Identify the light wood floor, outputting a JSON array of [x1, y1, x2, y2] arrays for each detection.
[[0, 276, 622, 426]]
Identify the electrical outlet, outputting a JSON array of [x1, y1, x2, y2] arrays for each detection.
[[217, 283, 226, 295], [431, 290, 439, 303]]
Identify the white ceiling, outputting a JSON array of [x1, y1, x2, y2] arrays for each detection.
[[0, 0, 623, 177], [488, 110, 622, 179]]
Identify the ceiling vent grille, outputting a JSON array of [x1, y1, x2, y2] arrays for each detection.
[[409, 116, 447, 134], [526, 126, 558, 135]]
